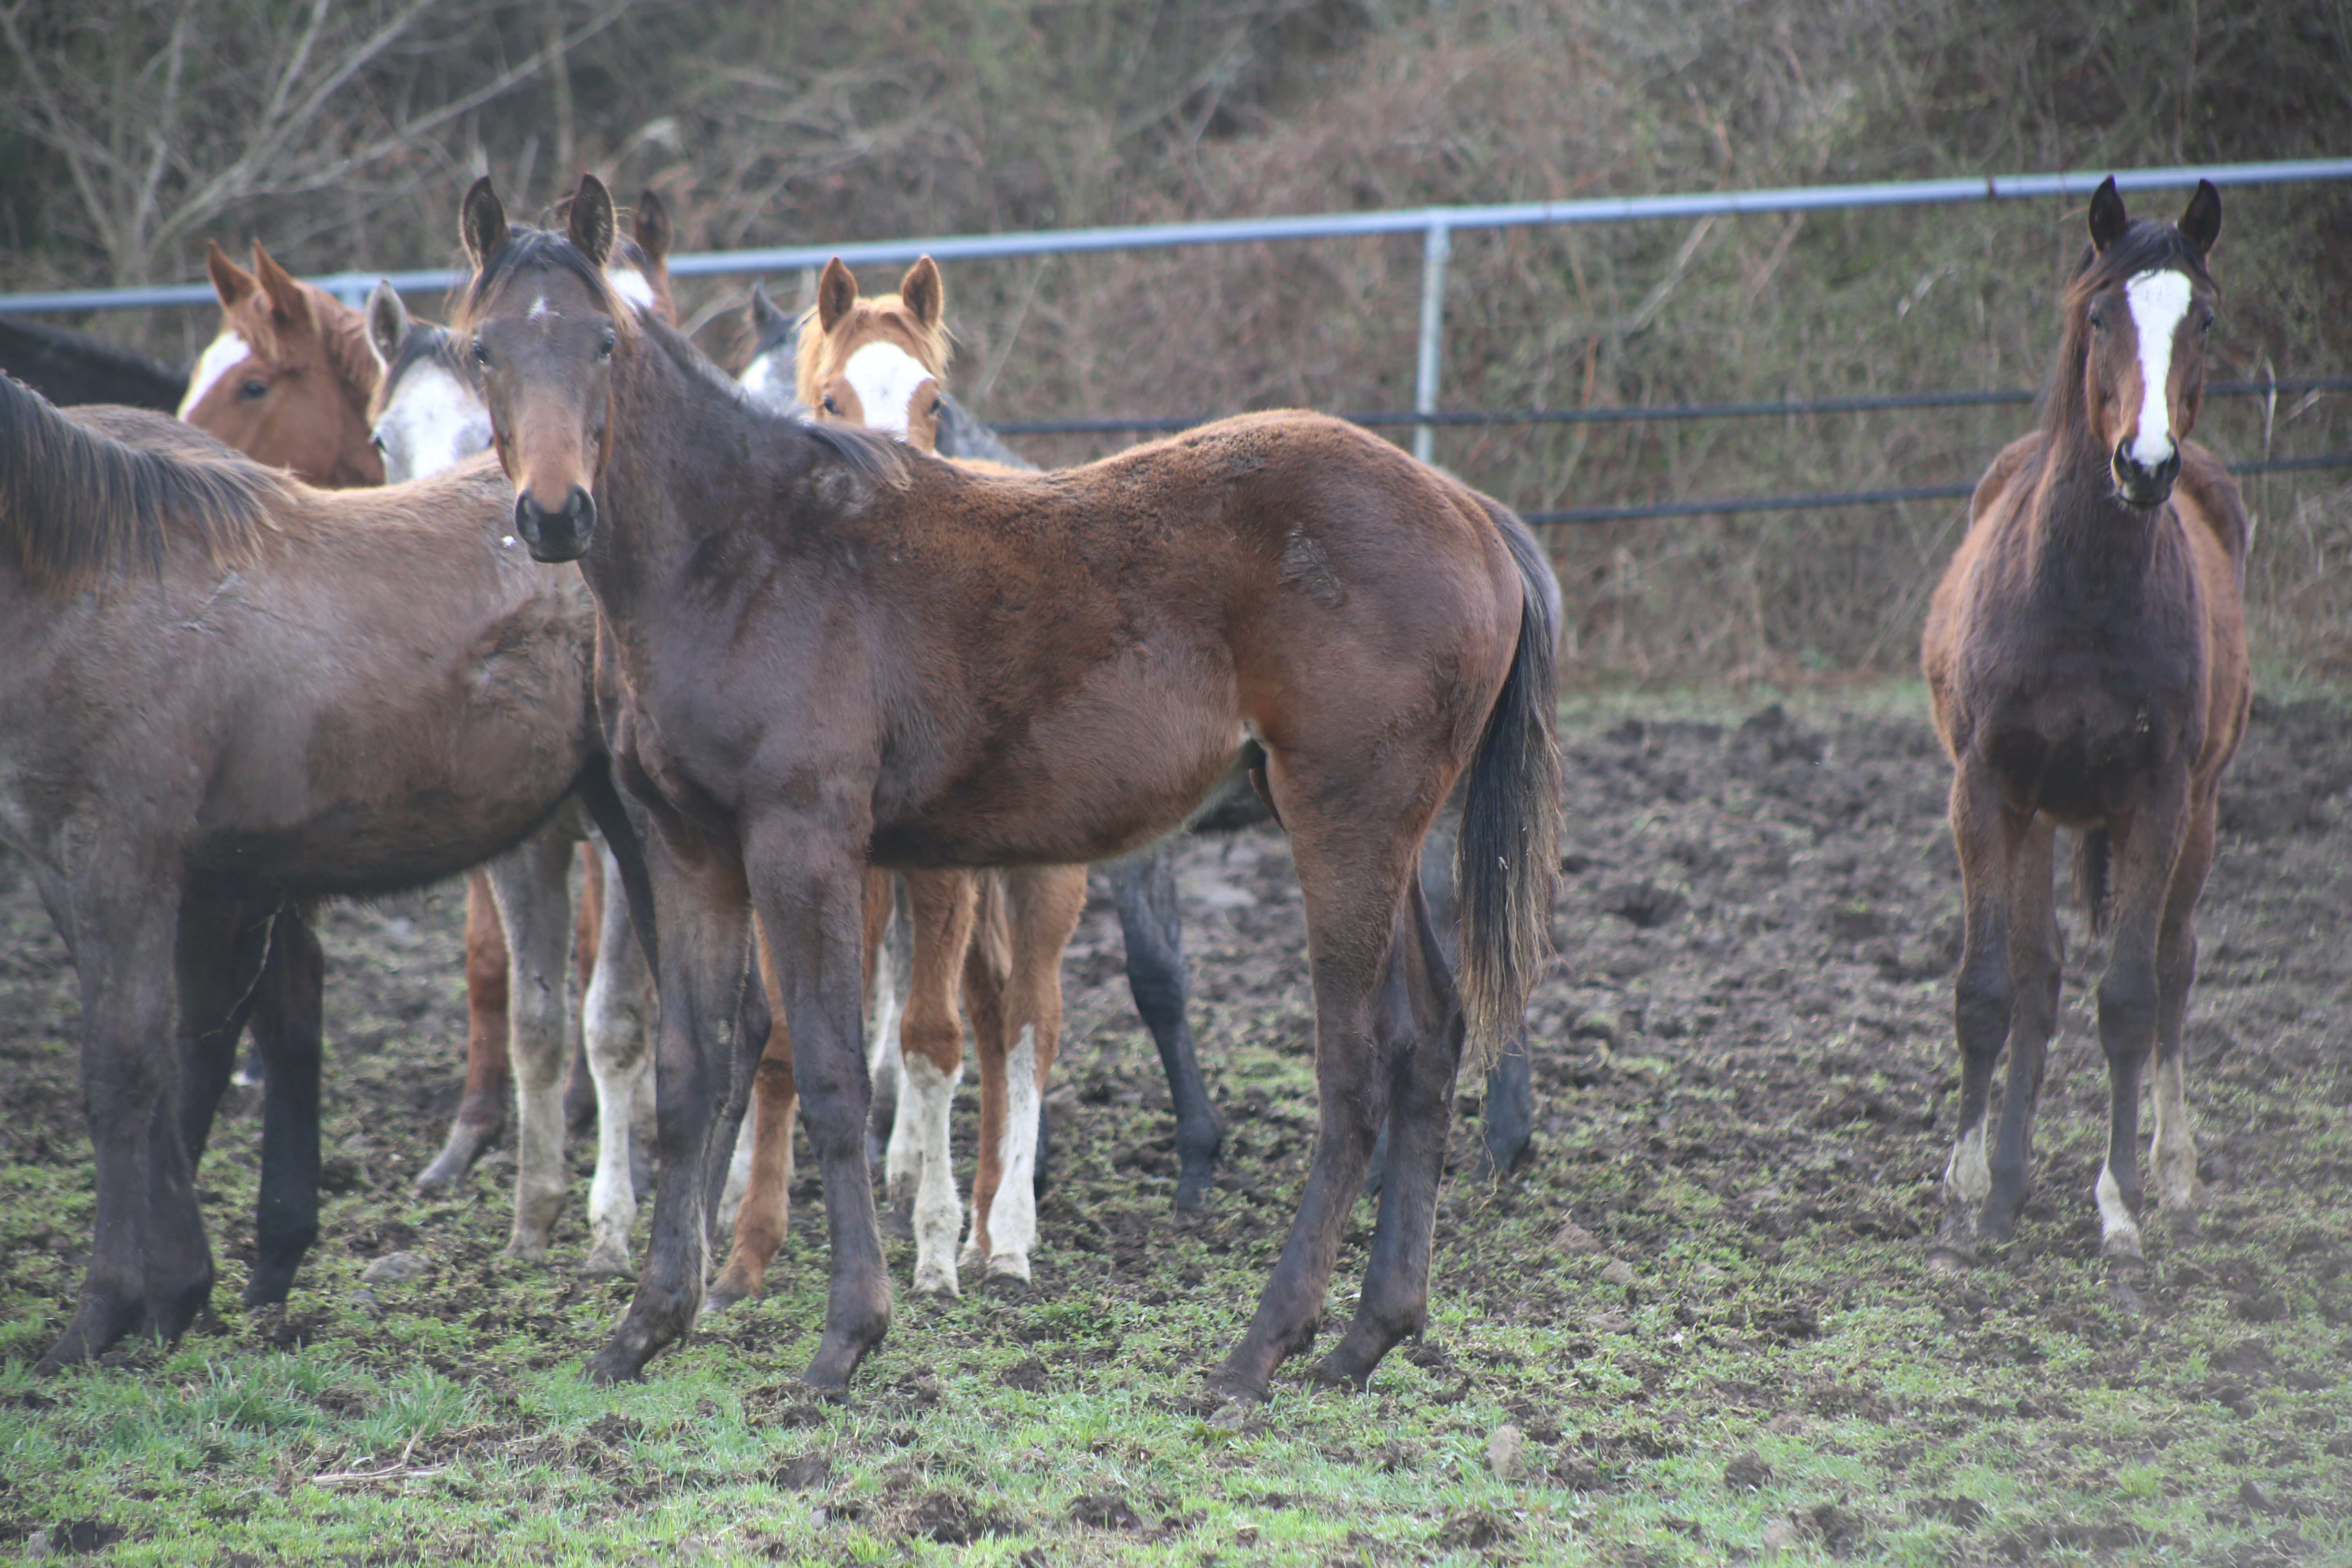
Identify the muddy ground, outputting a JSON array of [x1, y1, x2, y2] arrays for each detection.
[[2, 693, 2349, 1563]]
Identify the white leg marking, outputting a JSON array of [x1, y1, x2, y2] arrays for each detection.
[[2124, 269, 2192, 468], [2149, 1051, 2203, 1216], [984, 1025, 1043, 1282], [903, 1053, 962, 1296], [1944, 1119, 1991, 1209], [581, 842, 653, 1276], [718, 1103, 755, 1234], [177, 331, 251, 417], [2095, 1162, 2145, 1261]]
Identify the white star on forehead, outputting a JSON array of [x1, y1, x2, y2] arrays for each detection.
[[178, 331, 251, 417]]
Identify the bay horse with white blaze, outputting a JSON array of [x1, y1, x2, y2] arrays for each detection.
[[1920, 177, 2247, 1278], [455, 176, 1558, 1399]]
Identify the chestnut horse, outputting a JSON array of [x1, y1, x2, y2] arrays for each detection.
[[455, 176, 1559, 1400], [0, 373, 652, 1373], [1920, 177, 2247, 1278]]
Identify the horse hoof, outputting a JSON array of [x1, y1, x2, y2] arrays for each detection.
[[703, 1282, 751, 1314], [583, 1348, 645, 1386], [505, 1240, 551, 1266], [910, 1268, 961, 1300], [581, 1253, 636, 1282], [1924, 1244, 1974, 1273], [2165, 1208, 2202, 1240], [1173, 1178, 1213, 1214]]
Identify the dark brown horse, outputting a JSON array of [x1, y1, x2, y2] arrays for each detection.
[[0, 371, 645, 1373], [454, 176, 1559, 1400], [1920, 178, 2248, 1277]]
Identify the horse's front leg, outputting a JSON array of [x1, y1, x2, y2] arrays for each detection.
[[708, 921, 796, 1310], [1984, 817, 2060, 1246], [39, 875, 207, 1373], [966, 864, 1085, 1286], [2094, 766, 2192, 1269], [1932, 761, 2027, 1268], [484, 825, 582, 1264], [751, 825, 892, 1395], [585, 842, 750, 1385], [897, 869, 975, 1297]]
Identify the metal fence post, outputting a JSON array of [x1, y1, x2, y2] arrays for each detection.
[[1414, 218, 1450, 466]]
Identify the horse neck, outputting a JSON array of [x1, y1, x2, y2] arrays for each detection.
[[2020, 415, 2167, 604]]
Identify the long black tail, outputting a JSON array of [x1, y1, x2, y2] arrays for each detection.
[[1455, 503, 1563, 1076], [2072, 827, 2112, 939]]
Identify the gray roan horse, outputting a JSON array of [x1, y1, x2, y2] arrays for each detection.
[[1921, 177, 2248, 1285], [453, 175, 1560, 1401], [0, 371, 648, 1373]]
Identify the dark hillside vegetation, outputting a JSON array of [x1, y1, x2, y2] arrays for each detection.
[[2, 0, 2347, 677]]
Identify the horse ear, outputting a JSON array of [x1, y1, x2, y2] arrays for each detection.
[[205, 241, 258, 310], [899, 256, 944, 331], [2177, 179, 2221, 258], [365, 279, 408, 376], [633, 188, 673, 265], [568, 175, 616, 270], [2087, 176, 2128, 253], [750, 280, 788, 332], [460, 177, 508, 274], [252, 243, 313, 332], [816, 257, 859, 334]]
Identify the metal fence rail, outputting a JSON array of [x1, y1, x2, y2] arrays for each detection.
[[5, 154, 2348, 495]]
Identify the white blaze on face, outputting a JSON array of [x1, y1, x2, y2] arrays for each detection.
[[737, 348, 800, 415], [178, 330, 252, 418], [374, 360, 493, 483], [840, 341, 933, 440], [606, 265, 657, 314], [2123, 268, 2193, 468]]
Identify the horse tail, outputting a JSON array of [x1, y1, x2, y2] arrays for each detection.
[[2072, 827, 2112, 939], [1455, 502, 1563, 1077], [0, 370, 276, 591]]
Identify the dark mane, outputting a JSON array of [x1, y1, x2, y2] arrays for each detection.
[[0, 372, 281, 590], [2039, 216, 2217, 438]]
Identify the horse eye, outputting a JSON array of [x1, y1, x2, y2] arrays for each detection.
[[820, 395, 840, 415], [2199, 310, 2214, 333], [927, 397, 942, 416], [597, 332, 617, 361], [2086, 307, 2105, 332], [370, 431, 387, 452], [472, 340, 491, 367], [238, 378, 269, 399]]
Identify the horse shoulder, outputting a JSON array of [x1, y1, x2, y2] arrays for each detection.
[[2172, 444, 2251, 576]]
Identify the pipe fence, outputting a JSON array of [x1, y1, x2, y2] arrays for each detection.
[[4, 155, 2349, 511]]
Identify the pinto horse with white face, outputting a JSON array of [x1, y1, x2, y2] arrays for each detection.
[[454, 175, 1559, 1399], [1921, 178, 2248, 1282]]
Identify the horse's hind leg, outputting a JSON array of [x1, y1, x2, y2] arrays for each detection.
[[581, 842, 654, 1278], [966, 864, 1086, 1286], [1932, 764, 2027, 1268], [2095, 770, 2194, 1266], [1208, 780, 1429, 1403], [2148, 793, 2216, 1235], [1984, 818, 2060, 1247], [484, 826, 579, 1264], [1109, 845, 1224, 1209], [1314, 877, 1462, 1390], [414, 871, 512, 1192], [564, 842, 605, 1138], [710, 922, 797, 1309], [244, 908, 324, 1307], [1420, 815, 1532, 1181]]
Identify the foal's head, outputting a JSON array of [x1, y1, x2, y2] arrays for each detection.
[[2059, 177, 2221, 511], [796, 256, 949, 451], [363, 282, 489, 484], [455, 175, 637, 561], [180, 241, 384, 487], [736, 281, 806, 416]]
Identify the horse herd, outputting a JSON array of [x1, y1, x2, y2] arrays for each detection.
[[0, 172, 2244, 1403]]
